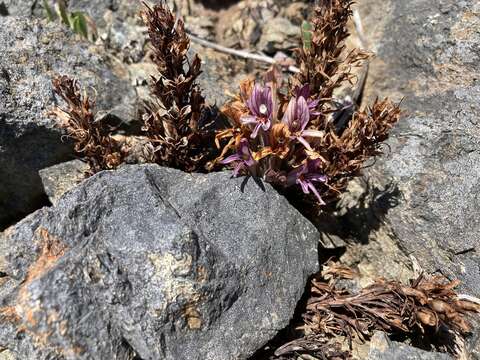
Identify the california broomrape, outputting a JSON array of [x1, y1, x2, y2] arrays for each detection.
[[51, 0, 400, 208]]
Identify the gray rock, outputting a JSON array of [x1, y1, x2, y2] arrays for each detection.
[[353, 0, 480, 296], [281, 2, 309, 26], [258, 17, 299, 55], [0, 0, 34, 16], [0, 349, 16, 360], [332, 0, 480, 352], [190, 44, 250, 107], [61, 0, 118, 26], [38, 159, 89, 205], [7, 0, 125, 25], [105, 18, 147, 63], [2, 0, 147, 62], [368, 332, 452, 360], [185, 15, 216, 41], [0, 165, 319, 360], [0, 17, 135, 229]]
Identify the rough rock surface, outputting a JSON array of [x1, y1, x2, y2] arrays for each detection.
[[0, 0, 131, 24], [257, 17, 299, 55], [0, 17, 134, 229], [354, 0, 480, 297], [0, 0, 34, 17], [38, 160, 89, 205], [367, 332, 452, 360], [191, 44, 250, 107], [0, 165, 319, 360]]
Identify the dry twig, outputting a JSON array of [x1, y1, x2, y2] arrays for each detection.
[[188, 33, 300, 74]]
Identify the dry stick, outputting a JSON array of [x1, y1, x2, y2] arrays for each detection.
[[187, 9, 368, 86], [187, 32, 301, 74]]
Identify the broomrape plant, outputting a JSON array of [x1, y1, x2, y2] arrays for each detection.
[[273, 261, 480, 359], [140, 3, 217, 172], [51, 76, 125, 174], [51, 0, 401, 207], [216, 0, 401, 205]]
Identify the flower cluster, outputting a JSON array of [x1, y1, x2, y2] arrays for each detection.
[[214, 0, 401, 205], [217, 73, 332, 204], [51, 0, 401, 207], [141, 3, 217, 172], [216, 67, 400, 205]]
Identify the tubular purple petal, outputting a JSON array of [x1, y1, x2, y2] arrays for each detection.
[[265, 86, 273, 115], [297, 96, 310, 131], [308, 99, 320, 109], [286, 159, 327, 204], [239, 139, 255, 166], [251, 122, 262, 138], [298, 179, 310, 194], [247, 85, 262, 115], [283, 96, 310, 134], [244, 83, 273, 137], [261, 118, 271, 131], [220, 154, 241, 164], [307, 173, 327, 182], [296, 84, 310, 99], [282, 97, 296, 128], [223, 138, 255, 176], [232, 162, 244, 177]]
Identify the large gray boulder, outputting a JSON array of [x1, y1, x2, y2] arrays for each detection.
[[0, 165, 319, 360], [0, 17, 135, 229], [353, 0, 480, 294]]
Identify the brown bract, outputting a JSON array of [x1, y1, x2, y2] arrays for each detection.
[[293, 0, 369, 120], [141, 3, 217, 172], [272, 262, 479, 359], [51, 75, 125, 174], [316, 99, 402, 201]]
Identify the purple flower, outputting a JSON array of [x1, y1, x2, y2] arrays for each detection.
[[295, 84, 320, 116], [241, 84, 273, 138], [287, 159, 327, 204], [282, 95, 324, 150], [220, 138, 255, 176]]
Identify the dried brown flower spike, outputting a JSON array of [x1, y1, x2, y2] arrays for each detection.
[[303, 262, 480, 346], [293, 0, 369, 116], [51, 75, 124, 174], [141, 2, 216, 172], [320, 98, 402, 200]]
